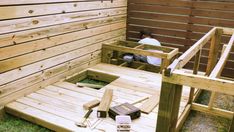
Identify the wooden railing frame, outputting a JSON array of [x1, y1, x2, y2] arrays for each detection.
[[156, 27, 234, 132], [101, 40, 179, 72]]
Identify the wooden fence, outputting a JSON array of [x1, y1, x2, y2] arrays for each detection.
[[127, 0, 234, 78], [0, 0, 127, 106]]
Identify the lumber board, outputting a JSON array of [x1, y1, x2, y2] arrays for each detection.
[[0, 0, 127, 20], [83, 99, 100, 110], [0, 7, 126, 36], [0, 16, 125, 58], [163, 70, 234, 96], [192, 103, 234, 119], [0, 51, 100, 98], [0, 58, 101, 106], [140, 95, 160, 114], [0, 22, 125, 73], [97, 89, 113, 118], [5, 102, 86, 132], [156, 82, 183, 132], [206, 29, 223, 75], [0, 0, 112, 5], [175, 104, 191, 132], [0, 29, 125, 85]]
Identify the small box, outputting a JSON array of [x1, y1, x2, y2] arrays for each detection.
[[109, 103, 141, 120]]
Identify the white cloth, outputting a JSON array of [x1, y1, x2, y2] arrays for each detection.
[[138, 38, 162, 66]]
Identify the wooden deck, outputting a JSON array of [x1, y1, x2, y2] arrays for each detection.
[[5, 63, 191, 132]]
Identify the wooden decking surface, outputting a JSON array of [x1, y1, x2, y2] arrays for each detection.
[[5, 63, 191, 132]]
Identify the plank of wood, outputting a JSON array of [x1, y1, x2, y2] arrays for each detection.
[[206, 29, 223, 75], [192, 103, 233, 119], [140, 95, 160, 114], [0, 7, 126, 36], [156, 82, 182, 132], [0, 22, 125, 73], [83, 99, 100, 110], [5, 102, 84, 132], [0, 29, 125, 85], [97, 89, 113, 118], [0, 16, 125, 60], [0, 0, 112, 5], [175, 104, 191, 132], [163, 70, 234, 96], [0, 58, 101, 106], [0, 51, 100, 99], [0, 0, 127, 20]]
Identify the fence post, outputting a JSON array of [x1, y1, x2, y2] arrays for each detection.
[[156, 81, 183, 132]]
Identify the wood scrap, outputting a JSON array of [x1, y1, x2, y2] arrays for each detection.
[[76, 82, 103, 89], [83, 99, 100, 110], [97, 89, 113, 118], [140, 95, 160, 114]]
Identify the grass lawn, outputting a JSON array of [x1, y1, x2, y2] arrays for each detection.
[[0, 113, 52, 132]]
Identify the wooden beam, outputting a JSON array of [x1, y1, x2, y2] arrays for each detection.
[[167, 27, 216, 73], [208, 33, 234, 109], [175, 104, 191, 132], [206, 28, 223, 75], [192, 103, 233, 119], [188, 50, 201, 104], [156, 82, 182, 132], [103, 44, 168, 59], [101, 47, 113, 63], [97, 89, 113, 118], [219, 27, 234, 35], [210, 34, 234, 78], [83, 99, 100, 110], [120, 40, 175, 52], [140, 95, 159, 114], [163, 70, 234, 96]]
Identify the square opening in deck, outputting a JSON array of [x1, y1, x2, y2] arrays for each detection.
[[66, 70, 119, 90]]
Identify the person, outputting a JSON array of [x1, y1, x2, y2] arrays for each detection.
[[123, 29, 162, 65], [136, 29, 162, 66]]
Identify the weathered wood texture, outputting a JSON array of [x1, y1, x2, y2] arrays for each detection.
[[156, 82, 182, 132], [0, 0, 127, 106], [127, 0, 234, 78]]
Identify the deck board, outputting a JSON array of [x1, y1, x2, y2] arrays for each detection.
[[5, 63, 190, 132]]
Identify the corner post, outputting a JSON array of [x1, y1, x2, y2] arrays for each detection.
[[206, 29, 223, 75], [156, 81, 183, 132], [101, 47, 112, 64]]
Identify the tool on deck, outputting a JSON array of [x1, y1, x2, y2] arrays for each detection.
[[109, 103, 141, 120], [76, 109, 93, 128]]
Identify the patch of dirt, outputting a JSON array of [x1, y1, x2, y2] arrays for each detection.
[[181, 90, 234, 132]]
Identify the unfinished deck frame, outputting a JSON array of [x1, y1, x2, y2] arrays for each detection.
[[102, 40, 178, 72], [156, 27, 234, 132]]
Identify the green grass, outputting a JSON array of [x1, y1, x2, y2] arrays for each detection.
[[0, 114, 52, 132]]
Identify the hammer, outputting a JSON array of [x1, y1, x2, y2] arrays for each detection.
[[75, 109, 93, 128]]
